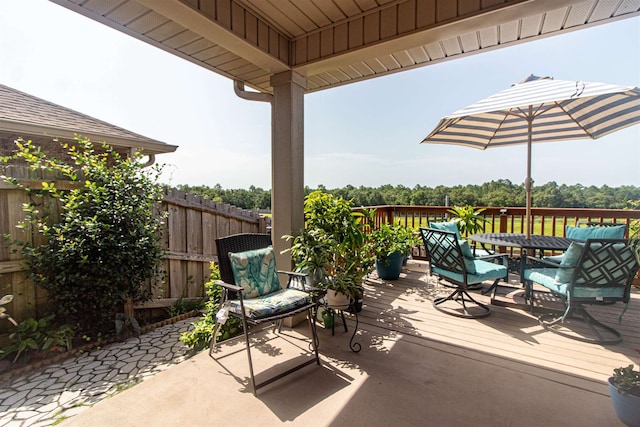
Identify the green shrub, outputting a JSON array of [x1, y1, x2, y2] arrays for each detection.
[[179, 262, 241, 349], [5, 137, 166, 336], [2, 315, 74, 363]]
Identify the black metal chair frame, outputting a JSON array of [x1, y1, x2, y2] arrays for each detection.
[[523, 238, 639, 344], [209, 233, 320, 395], [420, 227, 509, 319]]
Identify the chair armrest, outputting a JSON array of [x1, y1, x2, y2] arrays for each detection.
[[277, 270, 307, 278], [278, 270, 314, 292], [214, 279, 242, 292], [475, 253, 509, 262], [523, 256, 561, 268]]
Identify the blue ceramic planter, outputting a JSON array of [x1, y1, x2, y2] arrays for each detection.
[[375, 252, 404, 280], [609, 377, 640, 427]]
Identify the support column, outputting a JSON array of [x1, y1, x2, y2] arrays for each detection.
[[270, 71, 306, 270]]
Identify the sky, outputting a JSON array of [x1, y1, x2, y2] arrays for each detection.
[[0, 0, 639, 190]]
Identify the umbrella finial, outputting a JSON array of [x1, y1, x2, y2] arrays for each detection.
[[517, 75, 553, 85]]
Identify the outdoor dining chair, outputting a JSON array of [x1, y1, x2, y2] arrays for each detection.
[[419, 227, 509, 318], [209, 233, 320, 395], [523, 238, 639, 344], [543, 222, 627, 263]]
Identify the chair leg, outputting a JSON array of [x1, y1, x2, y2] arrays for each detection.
[[433, 287, 491, 319], [238, 315, 258, 395], [208, 320, 223, 357], [210, 308, 321, 395], [307, 307, 320, 365], [538, 306, 623, 344]]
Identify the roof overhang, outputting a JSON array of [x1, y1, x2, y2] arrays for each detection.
[[0, 119, 177, 156], [51, 0, 640, 94]]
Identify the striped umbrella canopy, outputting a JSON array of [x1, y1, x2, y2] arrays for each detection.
[[421, 75, 640, 238]]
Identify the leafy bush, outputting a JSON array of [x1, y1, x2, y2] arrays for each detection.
[[370, 223, 419, 259], [447, 205, 488, 237], [5, 137, 166, 336], [2, 315, 74, 363], [284, 190, 374, 298], [179, 262, 241, 349]]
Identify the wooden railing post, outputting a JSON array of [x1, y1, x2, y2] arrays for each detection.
[[498, 209, 508, 254]]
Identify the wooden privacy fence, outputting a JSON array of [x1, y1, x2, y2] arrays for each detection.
[[0, 166, 268, 325]]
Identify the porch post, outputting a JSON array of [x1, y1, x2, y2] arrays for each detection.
[[270, 71, 306, 270]]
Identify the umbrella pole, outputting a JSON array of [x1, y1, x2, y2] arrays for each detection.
[[525, 110, 533, 239]]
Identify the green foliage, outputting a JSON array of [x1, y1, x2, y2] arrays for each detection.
[[179, 263, 241, 349], [165, 297, 204, 318], [7, 137, 166, 336], [612, 365, 640, 397], [370, 223, 420, 259], [284, 190, 374, 298], [447, 205, 488, 237], [2, 315, 74, 363], [180, 180, 640, 210]]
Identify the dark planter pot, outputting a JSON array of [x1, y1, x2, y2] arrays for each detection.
[[375, 252, 404, 280], [609, 377, 640, 427], [351, 286, 364, 313]]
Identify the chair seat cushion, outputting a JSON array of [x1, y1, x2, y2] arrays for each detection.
[[229, 246, 281, 298], [229, 288, 310, 319], [524, 268, 568, 296], [523, 268, 628, 299], [433, 259, 507, 285]]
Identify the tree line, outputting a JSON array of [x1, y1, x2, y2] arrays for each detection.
[[177, 179, 640, 211]]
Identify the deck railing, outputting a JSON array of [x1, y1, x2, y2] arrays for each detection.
[[355, 205, 640, 258]]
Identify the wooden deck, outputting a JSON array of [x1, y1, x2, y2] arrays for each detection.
[[358, 260, 640, 384]]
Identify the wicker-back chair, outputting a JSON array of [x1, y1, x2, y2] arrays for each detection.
[[523, 238, 639, 344], [419, 227, 508, 319], [209, 233, 320, 395]]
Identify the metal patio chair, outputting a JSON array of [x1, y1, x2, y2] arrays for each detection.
[[209, 233, 320, 395], [523, 238, 639, 344], [420, 227, 508, 319]]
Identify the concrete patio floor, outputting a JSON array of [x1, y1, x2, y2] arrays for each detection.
[[59, 261, 634, 427]]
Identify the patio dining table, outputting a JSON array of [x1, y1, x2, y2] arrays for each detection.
[[469, 233, 575, 254], [469, 233, 576, 278]]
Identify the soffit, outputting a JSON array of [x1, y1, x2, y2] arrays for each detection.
[[51, 0, 640, 94]]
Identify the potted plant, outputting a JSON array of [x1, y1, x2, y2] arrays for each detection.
[[609, 350, 640, 427], [447, 205, 488, 238], [283, 227, 333, 286], [283, 190, 374, 308], [321, 307, 335, 329], [370, 223, 420, 280]]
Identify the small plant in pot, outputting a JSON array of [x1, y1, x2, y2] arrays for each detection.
[[447, 205, 488, 238], [609, 349, 640, 427], [371, 223, 420, 280], [321, 307, 335, 329]]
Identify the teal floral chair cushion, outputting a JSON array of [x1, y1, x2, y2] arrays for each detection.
[[229, 246, 282, 298], [229, 288, 310, 319]]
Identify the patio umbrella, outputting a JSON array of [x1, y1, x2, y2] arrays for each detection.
[[420, 75, 640, 238]]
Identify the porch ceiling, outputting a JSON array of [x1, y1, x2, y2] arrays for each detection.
[[51, 0, 640, 94]]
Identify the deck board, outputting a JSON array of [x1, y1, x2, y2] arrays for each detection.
[[356, 260, 640, 383]]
